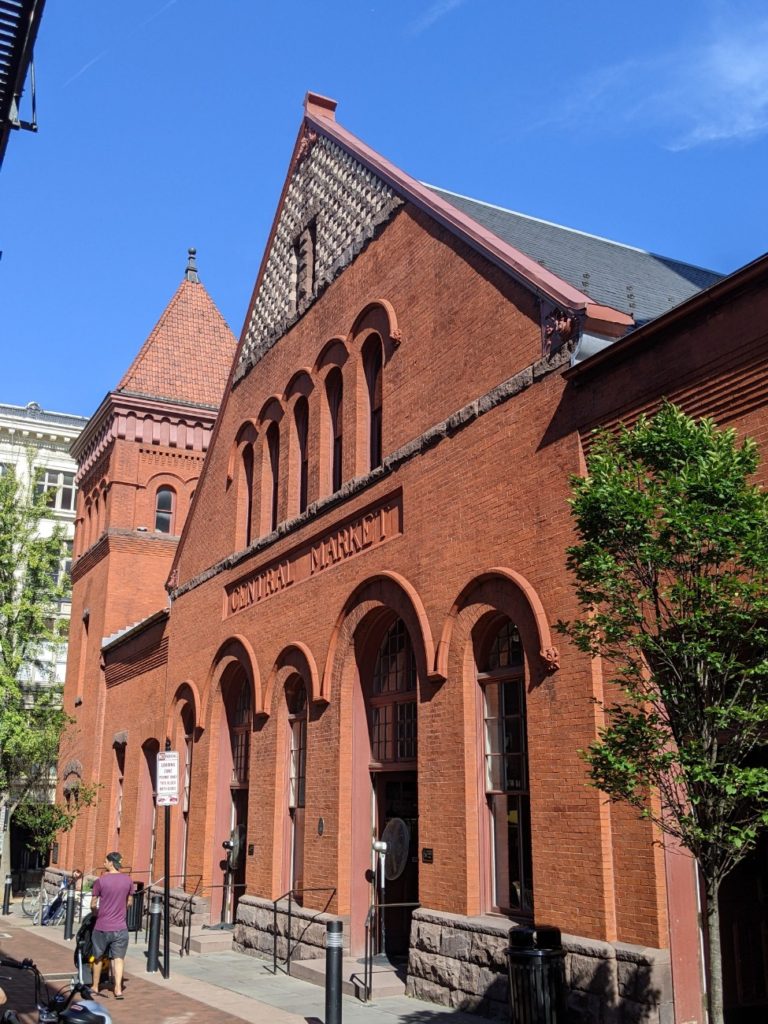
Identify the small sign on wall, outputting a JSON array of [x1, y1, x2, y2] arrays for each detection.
[[156, 750, 179, 806]]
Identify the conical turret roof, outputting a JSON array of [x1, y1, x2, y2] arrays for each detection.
[[118, 250, 236, 408]]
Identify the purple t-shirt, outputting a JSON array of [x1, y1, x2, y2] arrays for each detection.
[[93, 873, 133, 932]]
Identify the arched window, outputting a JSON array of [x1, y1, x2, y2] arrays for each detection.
[[294, 398, 309, 515], [362, 336, 383, 471], [326, 369, 343, 493], [111, 742, 126, 849], [266, 423, 280, 532], [231, 679, 251, 787], [478, 619, 532, 915], [370, 618, 417, 764], [155, 486, 175, 534], [241, 445, 254, 545]]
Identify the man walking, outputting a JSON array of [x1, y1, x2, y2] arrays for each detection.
[[91, 852, 133, 999]]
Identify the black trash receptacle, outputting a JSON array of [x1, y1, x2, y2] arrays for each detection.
[[126, 881, 145, 932], [506, 925, 567, 1024]]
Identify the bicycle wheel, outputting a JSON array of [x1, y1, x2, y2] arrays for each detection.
[[21, 889, 40, 918]]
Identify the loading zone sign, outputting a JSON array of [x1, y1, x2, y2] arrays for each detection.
[[156, 750, 179, 806]]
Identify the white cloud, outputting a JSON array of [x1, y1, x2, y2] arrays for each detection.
[[408, 0, 468, 36], [542, 17, 768, 150]]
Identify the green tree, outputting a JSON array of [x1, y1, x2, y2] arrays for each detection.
[[561, 403, 768, 1024], [0, 458, 76, 879]]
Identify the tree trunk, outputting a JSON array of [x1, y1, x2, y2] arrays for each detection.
[[705, 878, 725, 1024]]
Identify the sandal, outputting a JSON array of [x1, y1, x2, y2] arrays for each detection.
[[114, 993, 125, 1000]]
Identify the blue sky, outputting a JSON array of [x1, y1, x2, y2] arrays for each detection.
[[2, 0, 768, 416]]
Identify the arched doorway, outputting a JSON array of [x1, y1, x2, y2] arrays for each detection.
[[134, 739, 159, 881], [171, 700, 195, 886], [213, 665, 251, 924], [284, 675, 308, 902], [363, 616, 419, 961]]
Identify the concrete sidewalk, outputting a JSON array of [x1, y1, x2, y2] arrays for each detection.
[[1, 903, 480, 1024]]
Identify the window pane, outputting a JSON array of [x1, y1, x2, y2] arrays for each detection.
[[486, 621, 523, 671], [373, 619, 416, 695], [396, 700, 417, 760], [157, 488, 173, 512], [61, 473, 75, 511], [155, 511, 171, 533], [486, 753, 505, 792], [490, 794, 532, 913]]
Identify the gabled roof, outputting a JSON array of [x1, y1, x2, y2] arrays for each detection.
[[235, 94, 637, 381], [236, 93, 724, 380], [118, 256, 236, 409], [426, 187, 723, 327]]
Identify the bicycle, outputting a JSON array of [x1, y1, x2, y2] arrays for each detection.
[[21, 887, 67, 927], [0, 953, 112, 1023], [20, 888, 48, 924]]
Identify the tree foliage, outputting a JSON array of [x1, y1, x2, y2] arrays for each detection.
[[0, 458, 75, 870], [560, 403, 768, 1024]]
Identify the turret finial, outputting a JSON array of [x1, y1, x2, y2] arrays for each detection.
[[185, 247, 199, 283]]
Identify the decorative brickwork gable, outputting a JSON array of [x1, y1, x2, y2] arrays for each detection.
[[236, 132, 403, 380]]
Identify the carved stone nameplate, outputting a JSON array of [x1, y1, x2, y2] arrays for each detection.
[[224, 493, 402, 618]]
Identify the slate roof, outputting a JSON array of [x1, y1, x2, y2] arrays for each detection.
[[117, 277, 236, 409], [426, 186, 724, 326]]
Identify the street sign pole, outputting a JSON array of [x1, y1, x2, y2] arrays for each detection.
[[156, 743, 179, 981], [164, 739, 171, 978]]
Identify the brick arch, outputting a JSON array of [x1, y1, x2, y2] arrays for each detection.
[[313, 337, 349, 373], [165, 679, 202, 740], [436, 568, 559, 684], [347, 299, 401, 348], [262, 641, 322, 716], [227, 421, 258, 485], [321, 570, 435, 703], [257, 395, 285, 426], [283, 368, 314, 402], [201, 634, 263, 726]]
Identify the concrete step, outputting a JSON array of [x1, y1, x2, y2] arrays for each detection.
[[167, 924, 235, 954], [289, 954, 406, 999]]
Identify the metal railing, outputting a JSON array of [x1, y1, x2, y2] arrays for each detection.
[[362, 900, 420, 1002], [270, 887, 336, 976], [177, 880, 249, 956], [136, 874, 202, 947]]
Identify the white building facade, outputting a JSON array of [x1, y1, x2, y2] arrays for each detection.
[[0, 401, 87, 880]]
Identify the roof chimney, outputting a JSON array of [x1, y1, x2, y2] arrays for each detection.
[[185, 247, 199, 283], [304, 92, 337, 121]]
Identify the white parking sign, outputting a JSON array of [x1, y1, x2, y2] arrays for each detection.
[[156, 750, 179, 806]]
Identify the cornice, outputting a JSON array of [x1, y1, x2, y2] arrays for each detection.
[[72, 391, 221, 484]]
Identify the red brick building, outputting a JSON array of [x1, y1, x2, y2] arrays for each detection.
[[59, 94, 768, 1023]]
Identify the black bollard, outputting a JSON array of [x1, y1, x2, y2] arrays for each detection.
[[146, 894, 162, 973], [325, 918, 343, 1024], [63, 886, 76, 939], [2, 874, 11, 915]]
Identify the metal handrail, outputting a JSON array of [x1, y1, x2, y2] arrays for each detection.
[[137, 873, 202, 944], [179, 875, 203, 956], [270, 886, 337, 976], [362, 900, 420, 1003], [177, 880, 248, 954]]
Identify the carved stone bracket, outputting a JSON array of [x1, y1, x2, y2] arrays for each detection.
[[539, 646, 560, 674], [296, 127, 318, 165]]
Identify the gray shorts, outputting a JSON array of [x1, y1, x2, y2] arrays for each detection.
[[91, 928, 129, 960]]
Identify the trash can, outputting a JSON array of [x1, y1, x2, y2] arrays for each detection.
[[506, 925, 567, 1024], [126, 881, 145, 932]]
